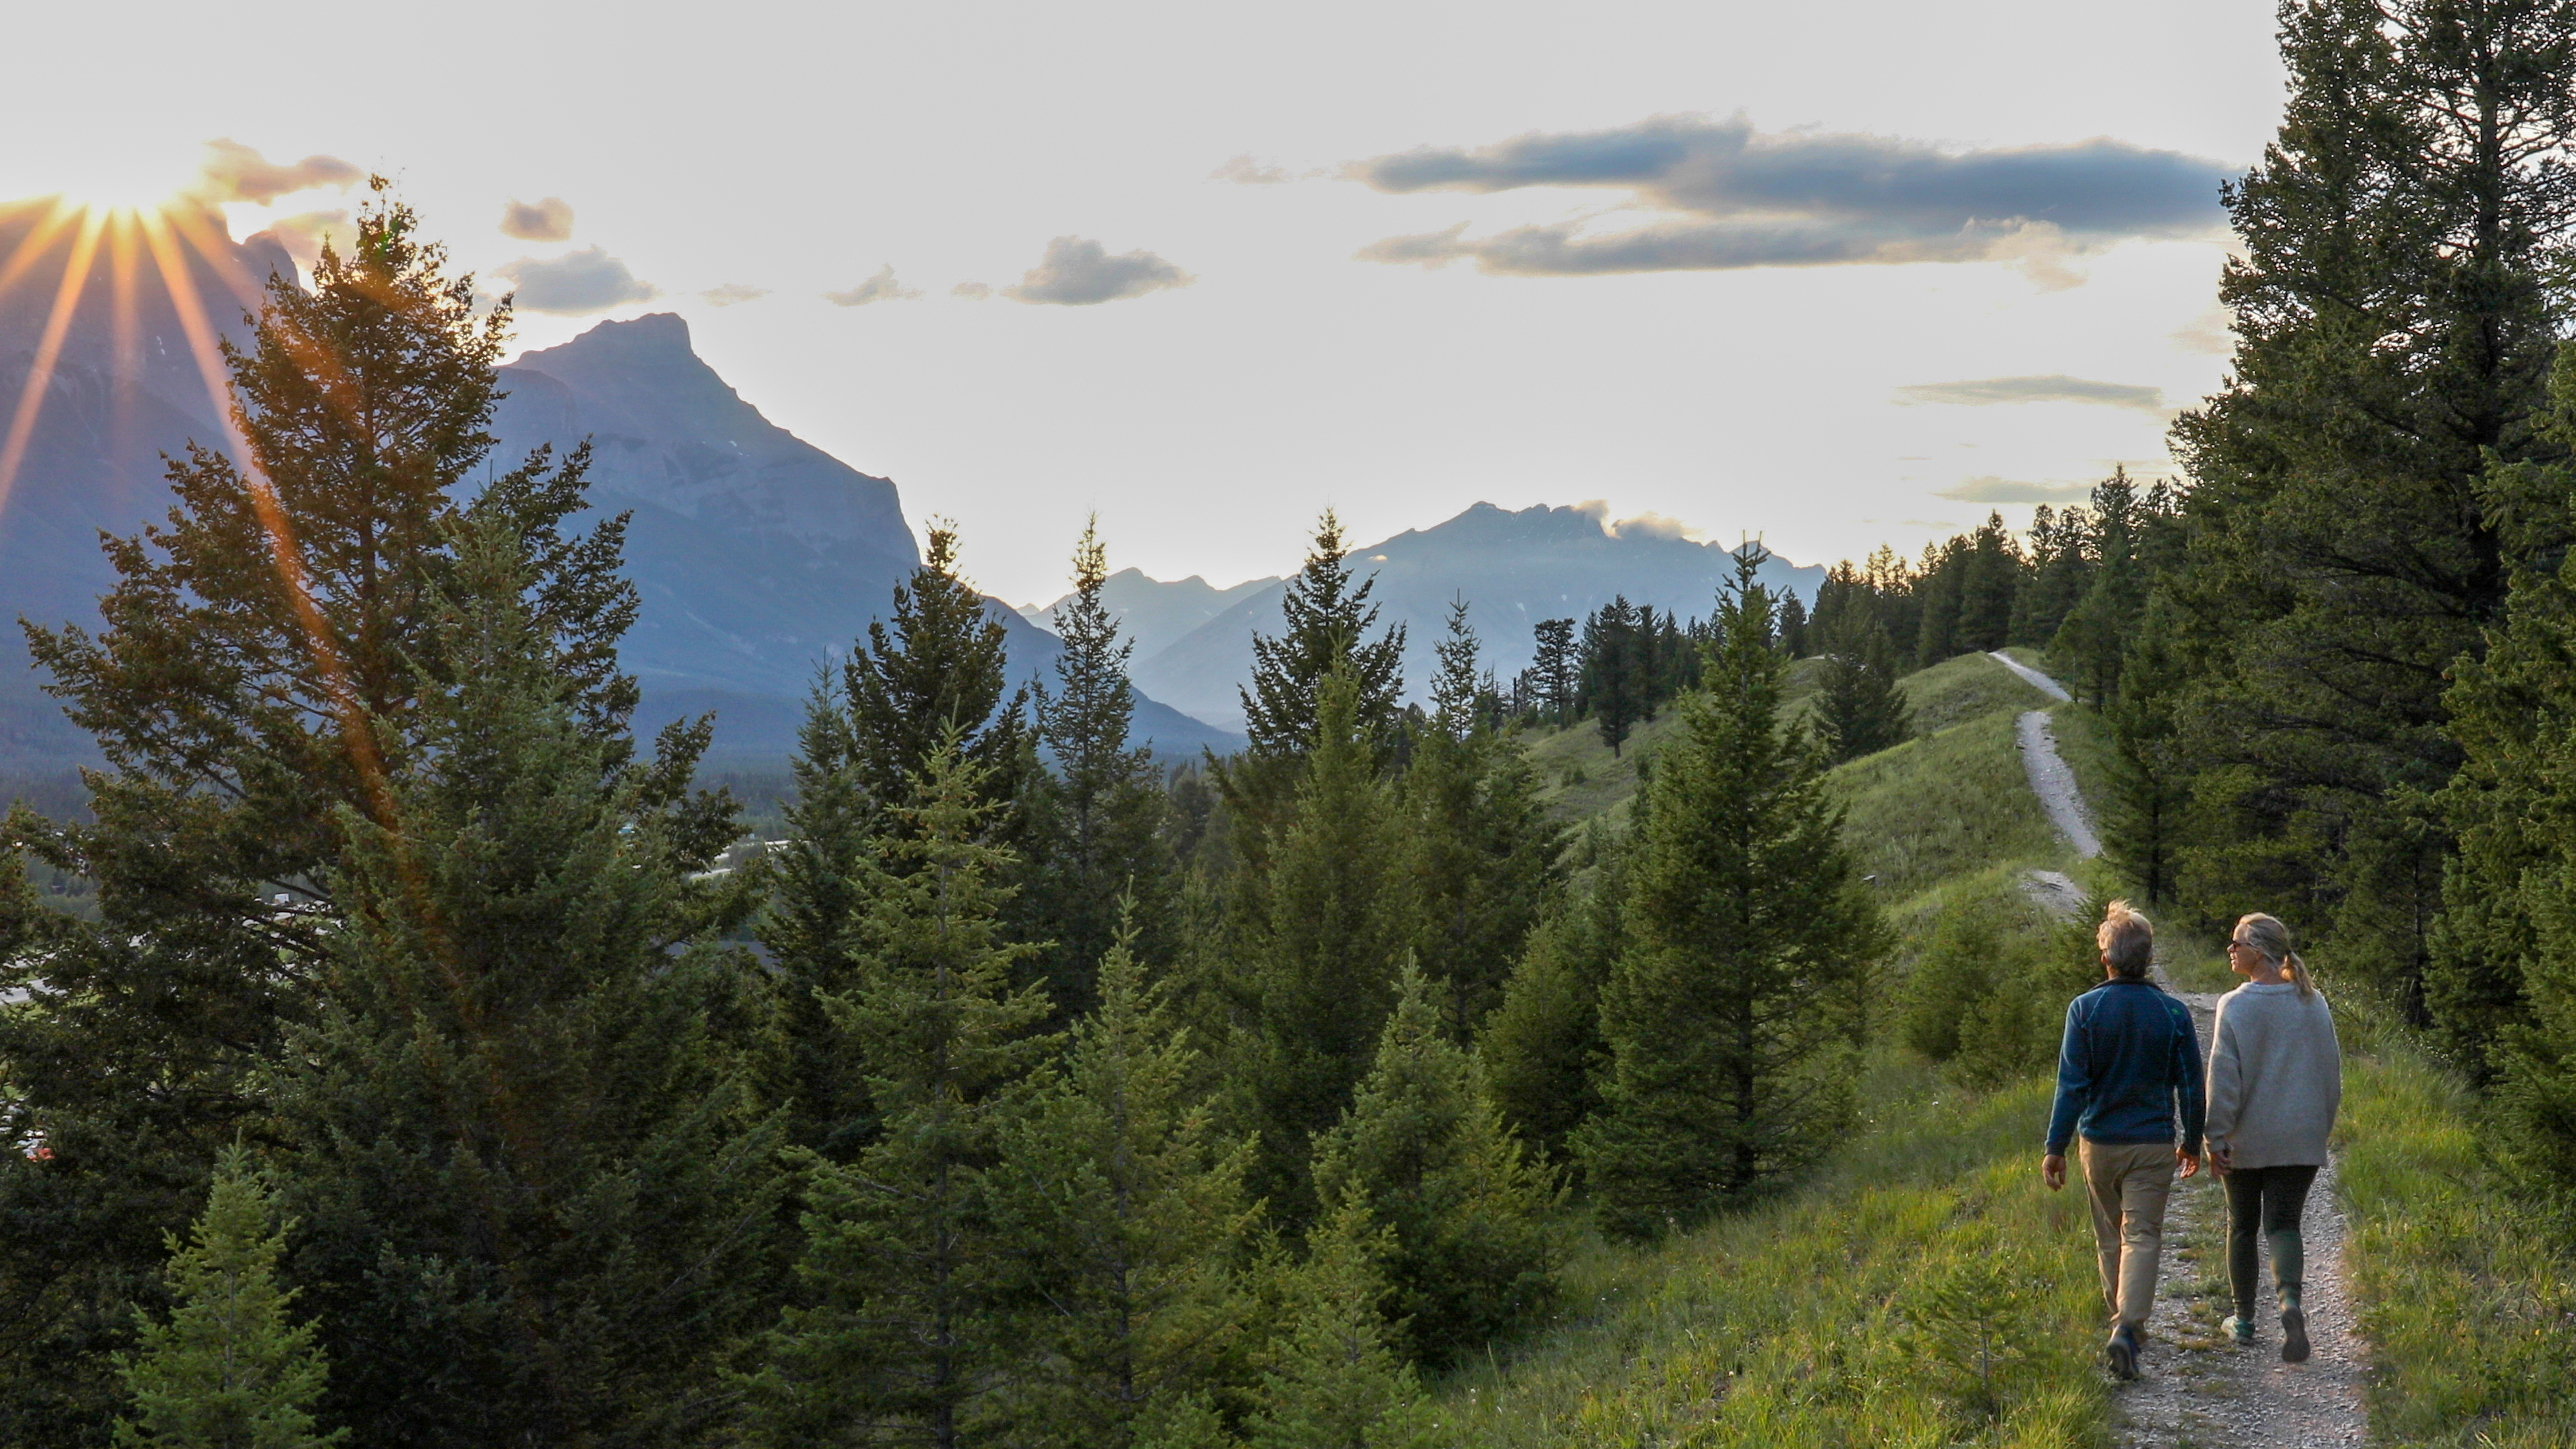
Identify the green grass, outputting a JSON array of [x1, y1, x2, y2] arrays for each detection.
[[1428, 1061, 2109, 1448], [1830, 709, 2069, 909], [2338, 1044, 2576, 1446], [1899, 652, 2054, 737]]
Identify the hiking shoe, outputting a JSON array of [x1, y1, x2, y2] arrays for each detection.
[[2105, 1325, 2140, 1380], [2281, 1308, 2310, 1363], [2221, 1314, 2257, 1346]]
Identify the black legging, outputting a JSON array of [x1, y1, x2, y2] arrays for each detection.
[[2223, 1163, 2319, 1318]]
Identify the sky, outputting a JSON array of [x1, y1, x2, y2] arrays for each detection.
[[1, 0, 2287, 606]]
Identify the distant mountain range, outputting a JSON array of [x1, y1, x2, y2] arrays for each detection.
[[4, 205, 1828, 772], [1027, 504, 1824, 732]]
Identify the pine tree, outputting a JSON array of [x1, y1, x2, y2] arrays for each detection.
[[1528, 619, 1578, 724], [1579, 598, 1648, 756], [2164, 0, 2576, 1012], [0, 187, 675, 1436], [1229, 668, 1416, 1226], [1576, 549, 1885, 1238], [1221, 513, 1407, 858], [276, 522, 781, 1446], [1479, 862, 1627, 1166], [747, 743, 1054, 1449], [1029, 520, 1174, 1023], [1401, 605, 1563, 1042], [1812, 617, 1912, 763], [2098, 594, 2193, 905], [843, 524, 1034, 818], [111, 1146, 340, 1449], [756, 690, 880, 1159], [1243, 1197, 1433, 1449], [988, 912, 1260, 1448], [1310, 960, 1563, 1368]]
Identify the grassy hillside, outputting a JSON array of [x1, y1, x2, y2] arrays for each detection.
[[1438, 652, 2113, 1445]]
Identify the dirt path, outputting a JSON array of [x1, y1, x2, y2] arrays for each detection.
[[2005, 654, 2370, 1447]]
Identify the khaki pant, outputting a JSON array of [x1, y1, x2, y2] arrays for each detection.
[[2081, 1139, 2176, 1333]]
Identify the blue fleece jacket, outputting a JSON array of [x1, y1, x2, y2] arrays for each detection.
[[2044, 977, 2205, 1156]]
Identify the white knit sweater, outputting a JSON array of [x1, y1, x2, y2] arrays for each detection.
[[2204, 981, 2343, 1170]]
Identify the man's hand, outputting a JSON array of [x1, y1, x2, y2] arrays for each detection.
[[2178, 1149, 2202, 1179], [2042, 1153, 2066, 1191]]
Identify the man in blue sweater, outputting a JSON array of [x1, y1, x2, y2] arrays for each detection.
[[2042, 899, 2204, 1381]]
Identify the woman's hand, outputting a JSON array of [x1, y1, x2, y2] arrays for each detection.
[[2209, 1145, 2232, 1177]]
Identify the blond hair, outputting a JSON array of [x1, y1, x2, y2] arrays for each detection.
[[2097, 899, 2154, 979], [2236, 912, 2314, 998]]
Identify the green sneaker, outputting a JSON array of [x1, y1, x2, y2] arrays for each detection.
[[2221, 1314, 2257, 1346]]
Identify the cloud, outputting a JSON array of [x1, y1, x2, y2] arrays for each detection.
[[1607, 511, 1701, 542], [248, 210, 350, 270], [952, 280, 993, 299], [1004, 236, 1193, 305], [1936, 475, 2095, 503], [1348, 113, 2231, 279], [823, 265, 923, 307], [1894, 374, 2168, 412], [1212, 154, 1295, 184], [191, 138, 363, 205], [699, 282, 768, 307], [500, 196, 575, 241], [491, 247, 658, 315]]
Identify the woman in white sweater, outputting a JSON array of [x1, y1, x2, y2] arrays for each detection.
[[2205, 912, 2341, 1363]]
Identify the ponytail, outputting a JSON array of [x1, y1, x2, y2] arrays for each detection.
[[2237, 913, 2313, 999]]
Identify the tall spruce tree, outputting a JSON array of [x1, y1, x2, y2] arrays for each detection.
[[988, 914, 1259, 1448], [0, 188, 671, 1440], [747, 743, 1054, 1449], [277, 523, 780, 1446], [1811, 618, 1912, 763], [1401, 604, 1563, 1041], [1220, 513, 1407, 858], [113, 1148, 340, 1449], [1228, 668, 1415, 1226], [757, 524, 1033, 1157], [1028, 520, 1174, 1023], [1479, 857, 1628, 1167], [1310, 960, 1563, 1368], [2163, 0, 2576, 1011], [1575, 550, 1884, 1238], [1579, 598, 1648, 756], [1529, 618, 1578, 724]]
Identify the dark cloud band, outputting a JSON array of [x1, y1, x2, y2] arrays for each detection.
[[1350, 114, 2232, 278]]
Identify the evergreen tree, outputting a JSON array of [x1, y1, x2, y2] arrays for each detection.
[[1401, 604, 1563, 1041], [1229, 669, 1416, 1226], [1029, 520, 1174, 1023], [0, 187, 675, 1438], [1243, 1198, 1432, 1449], [1479, 858, 1627, 1167], [1775, 591, 1811, 658], [1575, 550, 1884, 1238], [1221, 513, 1408, 859], [989, 913, 1259, 1448], [2050, 473, 2152, 704], [1310, 961, 1563, 1368], [2098, 594, 2194, 905], [747, 743, 1054, 1449], [758, 523, 1034, 1159], [1579, 598, 1648, 756], [1528, 619, 1578, 724], [277, 523, 781, 1446], [843, 525, 1033, 818], [1811, 618, 1913, 763], [2164, 0, 2576, 1011], [2010, 502, 2095, 648], [112, 1147, 340, 1449]]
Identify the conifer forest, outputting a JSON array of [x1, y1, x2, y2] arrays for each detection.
[[13, 2, 2576, 1446]]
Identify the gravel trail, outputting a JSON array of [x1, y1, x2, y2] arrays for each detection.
[[2004, 654, 2370, 1448]]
